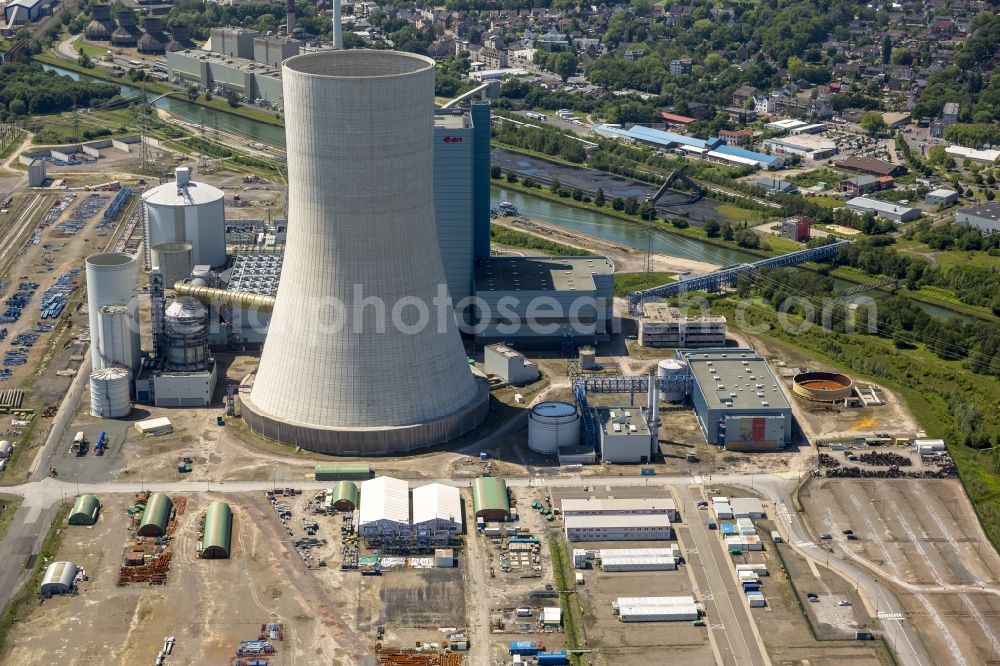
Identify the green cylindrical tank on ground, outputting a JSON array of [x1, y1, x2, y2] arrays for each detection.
[[138, 492, 173, 537], [327, 481, 360, 511], [68, 494, 101, 525], [201, 501, 232, 559]]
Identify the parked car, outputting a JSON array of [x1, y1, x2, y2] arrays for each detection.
[[842, 529, 854, 535], [807, 593, 819, 602], [839, 600, 852, 606], [820, 533, 832, 540]]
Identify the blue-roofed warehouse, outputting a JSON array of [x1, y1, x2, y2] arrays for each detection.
[[594, 125, 782, 170]]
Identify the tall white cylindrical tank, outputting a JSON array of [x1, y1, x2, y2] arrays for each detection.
[[95, 305, 139, 370], [579, 346, 596, 370], [90, 366, 132, 418], [657, 359, 688, 402], [164, 296, 208, 371], [142, 167, 226, 268], [86, 253, 140, 372], [242, 50, 488, 455], [0, 440, 12, 458], [150, 241, 193, 288], [528, 401, 581, 454]]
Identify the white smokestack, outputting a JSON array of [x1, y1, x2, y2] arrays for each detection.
[[332, 0, 342, 49]]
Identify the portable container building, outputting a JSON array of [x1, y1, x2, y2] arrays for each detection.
[[736, 563, 769, 576], [736, 518, 757, 535], [601, 556, 676, 572], [747, 591, 766, 607], [538, 653, 569, 666], [134, 417, 173, 436], [509, 641, 541, 656], [618, 604, 699, 622], [713, 502, 733, 519]]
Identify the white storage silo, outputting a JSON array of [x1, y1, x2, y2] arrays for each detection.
[[95, 305, 139, 370], [657, 359, 688, 402], [142, 167, 226, 268], [579, 346, 596, 370], [528, 401, 581, 454], [86, 253, 140, 372], [150, 241, 194, 288], [90, 366, 132, 418]]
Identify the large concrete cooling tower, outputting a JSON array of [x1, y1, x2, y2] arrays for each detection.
[[241, 50, 489, 454]]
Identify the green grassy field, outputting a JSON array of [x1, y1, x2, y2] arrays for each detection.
[[613, 271, 675, 297], [490, 224, 592, 256], [717, 202, 766, 224]]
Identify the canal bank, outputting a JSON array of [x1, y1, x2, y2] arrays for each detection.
[[492, 185, 978, 322], [39, 61, 287, 147], [38, 62, 988, 323]]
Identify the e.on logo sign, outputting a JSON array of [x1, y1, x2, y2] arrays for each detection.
[[442, 136, 464, 143]]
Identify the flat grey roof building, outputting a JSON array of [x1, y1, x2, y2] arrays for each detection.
[[955, 202, 1000, 235], [679, 348, 793, 449]]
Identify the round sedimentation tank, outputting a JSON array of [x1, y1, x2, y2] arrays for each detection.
[[528, 402, 581, 454], [142, 167, 226, 268], [164, 297, 208, 371], [86, 253, 140, 372], [90, 366, 131, 418], [240, 50, 489, 455], [657, 358, 688, 402], [792, 371, 854, 402], [150, 241, 194, 288]]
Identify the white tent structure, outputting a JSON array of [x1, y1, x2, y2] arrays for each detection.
[[412, 483, 462, 536], [358, 476, 410, 537]]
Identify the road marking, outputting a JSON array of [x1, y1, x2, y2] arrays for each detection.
[[877, 611, 906, 621], [711, 623, 724, 629], [703, 593, 714, 601], [693, 475, 704, 484]]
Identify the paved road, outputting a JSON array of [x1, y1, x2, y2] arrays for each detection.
[[679, 485, 771, 666]]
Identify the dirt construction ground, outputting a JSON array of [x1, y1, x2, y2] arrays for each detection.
[[3, 493, 371, 665], [800, 478, 1000, 665]]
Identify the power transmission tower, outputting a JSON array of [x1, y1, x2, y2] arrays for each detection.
[[644, 227, 653, 275], [138, 93, 150, 173]]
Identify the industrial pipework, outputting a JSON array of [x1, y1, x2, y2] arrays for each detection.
[[173, 281, 275, 312]]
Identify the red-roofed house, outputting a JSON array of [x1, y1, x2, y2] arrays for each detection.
[[660, 112, 696, 127]]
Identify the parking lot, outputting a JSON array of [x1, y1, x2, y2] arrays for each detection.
[[801, 479, 1000, 664]]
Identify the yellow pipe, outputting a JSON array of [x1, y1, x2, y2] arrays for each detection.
[[173, 281, 275, 312]]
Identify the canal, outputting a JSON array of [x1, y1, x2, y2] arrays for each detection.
[[46, 63, 970, 322], [43, 64, 287, 147]]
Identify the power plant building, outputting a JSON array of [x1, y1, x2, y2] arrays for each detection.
[[679, 348, 793, 450], [638, 304, 727, 348], [484, 343, 538, 385], [241, 50, 489, 454], [473, 256, 615, 348], [433, 103, 492, 306], [595, 406, 653, 464]]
